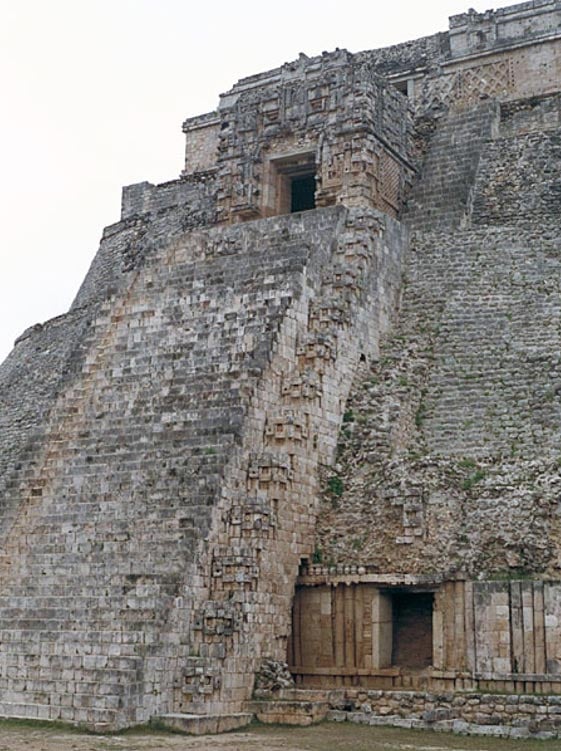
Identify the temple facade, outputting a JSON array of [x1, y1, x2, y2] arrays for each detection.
[[0, 0, 561, 738]]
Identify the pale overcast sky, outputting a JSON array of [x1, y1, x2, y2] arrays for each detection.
[[0, 0, 498, 364]]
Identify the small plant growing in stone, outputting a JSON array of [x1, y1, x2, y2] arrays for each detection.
[[311, 547, 323, 564], [351, 537, 365, 551], [328, 476, 344, 497], [342, 409, 355, 423], [415, 402, 427, 428], [462, 469, 486, 491]]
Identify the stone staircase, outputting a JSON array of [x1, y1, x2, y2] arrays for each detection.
[[405, 102, 499, 231], [251, 688, 340, 727], [168, 208, 406, 724], [159, 712, 253, 735], [317, 95, 561, 580], [158, 688, 336, 734], [0, 211, 331, 729]]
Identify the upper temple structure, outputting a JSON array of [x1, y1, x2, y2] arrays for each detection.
[[1, 0, 561, 739]]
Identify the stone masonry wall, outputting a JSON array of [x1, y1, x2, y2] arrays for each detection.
[[3, 0, 561, 733], [315, 83, 561, 580], [414, 38, 561, 113], [172, 207, 407, 717], [499, 92, 561, 136], [0, 205, 406, 728], [73, 179, 216, 311], [120, 176, 216, 222], [182, 114, 220, 176], [0, 206, 322, 727], [449, 1, 561, 58], [356, 34, 448, 78], [335, 689, 561, 740], [0, 311, 92, 541], [316, 223, 561, 578], [215, 51, 412, 223], [472, 101, 561, 226], [180, 10, 561, 198], [289, 573, 561, 692], [357, 0, 561, 83], [181, 50, 414, 225]]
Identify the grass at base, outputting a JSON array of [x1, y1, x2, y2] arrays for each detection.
[[0, 715, 558, 749], [0, 717, 87, 734], [249, 720, 561, 751]]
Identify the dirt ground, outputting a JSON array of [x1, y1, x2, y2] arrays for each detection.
[[0, 721, 559, 751]]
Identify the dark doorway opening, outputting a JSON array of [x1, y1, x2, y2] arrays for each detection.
[[391, 592, 433, 669], [291, 175, 316, 213], [392, 79, 409, 97]]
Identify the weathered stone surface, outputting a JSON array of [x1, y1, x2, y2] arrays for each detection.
[[1, 0, 561, 736], [0, 204, 406, 728], [254, 659, 295, 693], [333, 689, 561, 739]]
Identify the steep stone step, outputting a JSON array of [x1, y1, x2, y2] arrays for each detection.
[[251, 699, 330, 726], [405, 102, 499, 230], [317, 222, 561, 577], [157, 712, 253, 734], [250, 687, 340, 726]]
